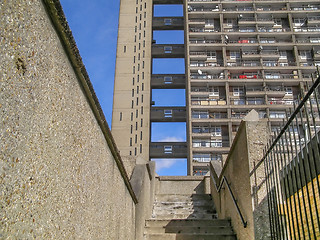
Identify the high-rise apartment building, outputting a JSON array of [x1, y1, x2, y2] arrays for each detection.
[[112, 0, 320, 176]]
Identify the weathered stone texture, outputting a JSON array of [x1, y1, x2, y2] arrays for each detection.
[[0, 1, 135, 239]]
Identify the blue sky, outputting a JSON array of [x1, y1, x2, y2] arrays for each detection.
[[60, 1, 187, 175]]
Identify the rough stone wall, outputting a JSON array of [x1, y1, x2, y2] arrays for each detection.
[[0, 1, 136, 239], [210, 120, 270, 240]]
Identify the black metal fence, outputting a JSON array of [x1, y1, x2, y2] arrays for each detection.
[[262, 70, 320, 240]]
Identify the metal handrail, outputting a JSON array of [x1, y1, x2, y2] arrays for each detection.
[[209, 163, 248, 228]]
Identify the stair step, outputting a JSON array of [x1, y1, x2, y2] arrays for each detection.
[[151, 213, 217, 220], [155, 194, 212, 202], [153, 200, 214, 207], [145, 219, 232, 228], [145, 233, 237, 240], [145, 226, 235, 234]]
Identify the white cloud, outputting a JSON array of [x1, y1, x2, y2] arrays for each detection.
[[158, 136, 184, 142], [154, 159, 179, 172]]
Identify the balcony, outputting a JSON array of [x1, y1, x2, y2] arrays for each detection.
[[154, 0, 183, 4], [152, 44, 184, 58], [260, 50, 280, 59], [193, 153, 222, 163], [151, 74, 186, 89], [153, 17, 184, 30], [258, 27, 290, 33], [291, 5, 320, 11], [227, 61, 261, 67], [192, 140, 229, 149], [238, 18, 256, 26], [313, 49, 320, 60], [151, 107, 186, 122], [188, 7, 220, 13], [245, 87, 265, 97], [294, 27, 320, 32], [242, 51, 260, 59], [256, 6, 287, 11], [190, 61, 223, 67], [190, 73, 224, 80], [225, 27, 256, 33], [189, 27, 220, 33], [150, 142, 187, 158], [268, 98, 294, 106], [191, 99, 227, 106], [307, 16, 320, 25], [192, 111, 228, 120], [223, 7, 253, 12], [189, 39, 222, 44], [256, 18, 275, 26]]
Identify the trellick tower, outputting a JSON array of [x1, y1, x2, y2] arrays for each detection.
[[112, 0, 320, 176]]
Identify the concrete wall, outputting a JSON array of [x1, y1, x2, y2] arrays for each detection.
[[112, 0, 152, 173], [0, 1, 142, 239], [155, 176, 210, 195], [210, 119, 270, 240]]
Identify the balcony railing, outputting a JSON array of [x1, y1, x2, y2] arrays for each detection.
[[223, 7, 253, 12], [190, 27, 220, 32], [190, 39, 222, 44], [294, 27, 320, 32], [191, 99, 227, 106], [258, 27, 290, 32], [191, 74, 224, 80], [227, 61, 261, 67]]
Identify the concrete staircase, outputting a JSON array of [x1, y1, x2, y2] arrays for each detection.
[[144, 193, 237, 240]]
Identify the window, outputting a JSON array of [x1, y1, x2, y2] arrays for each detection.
[[133, 56, 136, 63], [120, 112, 122, 121], [135, 134, 137, 143], [164, 110, 173, 118], [132, 77, 135, 85], [130, 138, 132, 146], [164, 76, 173, 84], [207, 51, 216, 59], [164, 18, 172, 25], [131, 112, 133, 121], [124, 46, 126, 53], [131, 100, 134, 108], [142, 83, 144, 91], [299, 50, 312, 60], [209, 87, 219, 97], [141, 106, 143, 114], [136, 122, 138, 130], [131, 125, 133, 134], [140, 131, 143, 140], [135, 147, 137, 156], [164, 145, 173, 154], [136, 109, 138, 118], [137, 86, 139, 94], [270, 111, 286, 119], [164, 46, 172, 53], [230, 51, 240, 60], [141, 94, 144, 103], [192, 111, 209, 119], [211, 126, 222, 136], [233, 87, 244, 96], [141, 119, 143, 127], [140, 144, 142, 153], [136, 97, 138, 105], [285, 87, 293, 95]]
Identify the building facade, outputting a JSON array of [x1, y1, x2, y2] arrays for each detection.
[[112, 0, 320, 176]]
